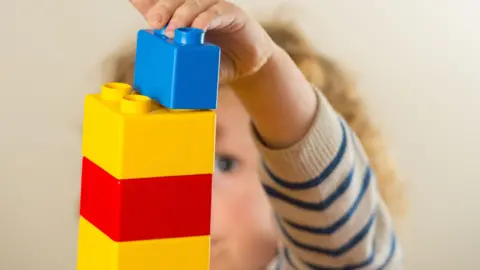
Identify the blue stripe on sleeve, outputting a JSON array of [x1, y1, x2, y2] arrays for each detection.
[[279, 167, 372, 234], [277, 210, 377, 256], [263, 166, 371, 212], [378, 233, 397, 270], [262, 120, 348, 190], [284, 246, 298, 269], [281, 227, 398, 269], [284, 246, 375, 270]]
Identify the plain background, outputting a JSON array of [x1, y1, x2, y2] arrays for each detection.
[[1, 0, 479, 269]]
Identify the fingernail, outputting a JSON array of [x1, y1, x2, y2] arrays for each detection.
[[165, 22, 176, 32], [165, 30, 174, 39], [163, 23, 175, 38]]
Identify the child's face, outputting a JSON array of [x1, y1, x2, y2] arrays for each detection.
[[210, 85, 278, 269]]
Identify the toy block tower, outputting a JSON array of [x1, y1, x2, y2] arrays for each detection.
[[77, 27, 220, 270]]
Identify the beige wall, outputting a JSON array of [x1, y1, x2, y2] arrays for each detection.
[[1, 0, 479, 269]]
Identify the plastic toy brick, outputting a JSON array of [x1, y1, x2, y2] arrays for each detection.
[[133, 27, 220, 109], [77, 217, 210, 270], [79, 156, 212, 242], [82, 82, 216, 179]]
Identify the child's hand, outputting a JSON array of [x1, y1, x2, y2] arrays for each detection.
[[131, 0, 317, 148], [130, 0, 276, 83]]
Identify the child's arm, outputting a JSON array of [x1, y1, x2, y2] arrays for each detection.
[[130, 1, 402, 268], [233, 47, 403, 269]]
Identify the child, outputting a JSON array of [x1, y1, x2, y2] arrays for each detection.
[[107, 0, 405, 269]]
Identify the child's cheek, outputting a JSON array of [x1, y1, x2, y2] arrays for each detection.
[[211, 166, 277, 267]]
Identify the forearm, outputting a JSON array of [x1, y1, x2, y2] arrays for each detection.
[[230, 45, 317, 149]]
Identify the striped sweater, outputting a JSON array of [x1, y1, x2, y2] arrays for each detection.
[[253, 90, 402, 269]]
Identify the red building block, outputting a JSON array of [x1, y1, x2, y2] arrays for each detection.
[[79, 157, 212, 242]]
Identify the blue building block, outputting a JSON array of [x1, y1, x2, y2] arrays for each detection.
[[133, 27, 221, 110]]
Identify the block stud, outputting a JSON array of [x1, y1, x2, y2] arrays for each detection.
[[120, 95, 152, 114], [154, 27, 167, 37], [101, 82, 132, 101], [174, 27, 205, 45]]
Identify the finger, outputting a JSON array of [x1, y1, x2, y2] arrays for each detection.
[[129, 0, 157, 18], [218, 56, 236, 83], [191, 1, 237, 30], [146, 0, 185, 29], [167, 0, 219, 31]]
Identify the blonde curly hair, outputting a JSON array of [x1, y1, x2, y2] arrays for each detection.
[[105, 22, 407, 219]]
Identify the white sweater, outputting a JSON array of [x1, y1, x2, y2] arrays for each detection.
[[254, 90, 402, 269]]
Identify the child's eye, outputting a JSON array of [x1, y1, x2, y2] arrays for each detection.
[[215, 155, 238, 173]]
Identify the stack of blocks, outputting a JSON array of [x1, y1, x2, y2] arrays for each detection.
[[77, 27, 220, 269]]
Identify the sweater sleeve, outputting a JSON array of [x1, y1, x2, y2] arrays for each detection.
[[253, 88, 403, 269]]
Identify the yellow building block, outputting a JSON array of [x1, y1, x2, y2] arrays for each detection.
[[82, 82, 216, 179], [77, 217, 210, 270]]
